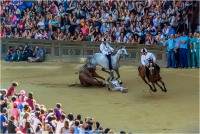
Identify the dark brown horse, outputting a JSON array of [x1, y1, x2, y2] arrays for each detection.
[[138, 59, 167, 92], [79, 66, 106, 87]]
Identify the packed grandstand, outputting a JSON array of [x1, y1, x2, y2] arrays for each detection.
[[1, 0, 199, 43]]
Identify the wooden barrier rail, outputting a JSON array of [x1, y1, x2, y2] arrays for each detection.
[[1, 38, 167, 67]]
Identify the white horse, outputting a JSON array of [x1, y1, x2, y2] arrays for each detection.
[[83, 46, 128, 80]]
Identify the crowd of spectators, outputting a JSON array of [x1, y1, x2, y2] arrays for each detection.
[[0, 82, 126, 134], [0, 0, 198, 45], [164, 31, 199, 68], [4, 43, 44, 62]]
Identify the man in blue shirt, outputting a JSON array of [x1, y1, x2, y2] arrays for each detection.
[[196, 33, 200, 68], [167, 26, 175, 37], [165, 34, 175, 68], [174, 33, 181, 68], [179, 32, 189, 68], [193, 32, 200, 68], [187, 32, 193, 68], [189, 32, 198, 68], [190, 32, 200, 68], [0, 108, 8, 134], [28, 46, 44, 62]]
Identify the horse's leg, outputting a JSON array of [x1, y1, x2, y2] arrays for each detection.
[[151, 82, 157, 92], [102, 68, 115, 80], [158, 79, 167, 92], [115, 69, 120, 80], [110, 71, 114, 81], [155, 82, 164, 91], [141, 76, 154, 91], [94, 77, 100, 83], [102, 68, 110, 73]]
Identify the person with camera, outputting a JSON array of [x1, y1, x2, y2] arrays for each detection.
[[27, 46, 44, 62], [34, 29, 43, 39], [22, 43, 33, 61], [155, 32, 166, 46], [4, 46, 16, 61], [15, 45, 23, 61]]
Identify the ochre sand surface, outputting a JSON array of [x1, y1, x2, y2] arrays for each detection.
[[1, 60, 199, 133]]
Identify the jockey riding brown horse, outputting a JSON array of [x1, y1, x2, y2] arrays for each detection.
[[79, 66, 106, 87], [138, 59, 167, 92]]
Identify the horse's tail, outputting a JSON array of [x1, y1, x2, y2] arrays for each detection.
[[80, 57, 87, 64], [76, 57, 88, 74], [138, 66, 142, 72], [138, 66, 140, 71]]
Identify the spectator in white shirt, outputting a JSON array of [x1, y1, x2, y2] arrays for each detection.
[[55, 114, 66, 134], [162, 23, 169, 36], [155, 32, 166, 45], [116, 32, 126, 43], [32, 111, 41, 132]]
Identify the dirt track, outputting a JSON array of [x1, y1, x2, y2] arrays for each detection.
[[0, 60, 199, 133]]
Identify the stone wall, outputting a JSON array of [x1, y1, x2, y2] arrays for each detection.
[[1, 38, 167, 67]]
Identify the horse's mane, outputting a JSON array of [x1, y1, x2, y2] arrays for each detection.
[[112, 51, 117, 56], [112, 46, 123, 56]]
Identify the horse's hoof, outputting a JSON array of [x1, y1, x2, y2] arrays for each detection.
[[152, 89, 157, 92], [162, 89, 167, 92], [115, 78, 119, 80], [108, 88, 111, 91]]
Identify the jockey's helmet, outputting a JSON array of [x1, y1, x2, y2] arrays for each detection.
[[118, 80, 123, 85], [141, 48, 147, 53]]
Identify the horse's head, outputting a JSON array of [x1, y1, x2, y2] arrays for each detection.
[[84, 55, 97, 68], [117, 46, 128, 58], [148, 58, 155, 74]]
